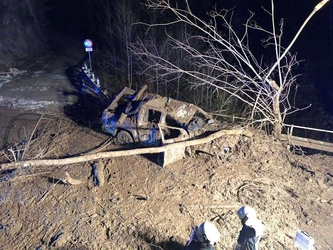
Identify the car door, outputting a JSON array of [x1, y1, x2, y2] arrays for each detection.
[[137, 107, 162, 145]]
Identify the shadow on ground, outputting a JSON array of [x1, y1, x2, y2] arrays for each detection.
[[138, 228, 185, 250], [63, 57, 109, 133]]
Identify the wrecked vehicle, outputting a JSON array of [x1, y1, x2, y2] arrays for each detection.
[[102, 85, 223, 146]]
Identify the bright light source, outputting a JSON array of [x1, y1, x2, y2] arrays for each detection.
[[84, 39, 93, 48]]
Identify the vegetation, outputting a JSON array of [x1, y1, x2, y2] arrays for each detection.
[[0, 0, 330, 138], [95, 0, 329, 137]]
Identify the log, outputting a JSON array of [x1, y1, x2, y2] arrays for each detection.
[[281, 134, 333, 153], [0, 129, 252, 170]]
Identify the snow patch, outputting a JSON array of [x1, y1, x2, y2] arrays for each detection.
[[0, 75, 12, 86], [0, 68, 27, 87], [51, 74, 67, 80], [32, 70, 46, 78], [0, 96, 61, 111], [9, 68, 27, 76]]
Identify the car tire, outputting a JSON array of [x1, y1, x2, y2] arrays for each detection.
[[116, 130, 134, 145]]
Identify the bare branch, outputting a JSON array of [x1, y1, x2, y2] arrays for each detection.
[[131, 0, 327, 136]]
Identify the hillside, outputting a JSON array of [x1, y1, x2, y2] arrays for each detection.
[[0, 114, 332, 249]]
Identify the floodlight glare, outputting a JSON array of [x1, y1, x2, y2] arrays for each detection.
[[84, 39, 93, 48]]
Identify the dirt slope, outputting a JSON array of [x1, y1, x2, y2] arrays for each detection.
[[0, 115, 332, 250], [0, 35, 332, 250]]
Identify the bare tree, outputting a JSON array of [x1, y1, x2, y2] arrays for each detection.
[[135, 22, 205, 99], [98, 0, 142, 89], [132, 0, 329, 137]]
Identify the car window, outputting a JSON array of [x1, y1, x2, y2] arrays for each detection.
[[147, 109, 162, 123], [165, 115, 181, 128]]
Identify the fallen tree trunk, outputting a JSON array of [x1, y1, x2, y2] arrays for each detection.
[[0, 128, 252, 170]]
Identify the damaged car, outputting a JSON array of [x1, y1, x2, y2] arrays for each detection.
[[102, 85, 223, 146]]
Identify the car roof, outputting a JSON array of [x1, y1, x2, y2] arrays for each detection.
[[140, 95, 211, 124]]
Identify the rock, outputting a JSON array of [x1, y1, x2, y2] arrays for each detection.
[[95, 161, 105, 186]]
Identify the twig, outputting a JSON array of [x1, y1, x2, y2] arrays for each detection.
[[146, 243, 163, 250], [83, 137, 114, 155], [21, 115, 45, 160], [7, 148, 17, 162], [265, 0, 329, 81], [27, 115, 60, 159]]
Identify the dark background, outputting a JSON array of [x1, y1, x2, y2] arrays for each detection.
[[44, 0, 332, 63], [1, 0, 332, 125]]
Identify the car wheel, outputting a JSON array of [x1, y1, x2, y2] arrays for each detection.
[[116, 130, 134, 145]]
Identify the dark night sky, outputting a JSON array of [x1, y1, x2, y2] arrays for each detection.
[[44, 0, 332, 114], [45, 0, 332, 61]]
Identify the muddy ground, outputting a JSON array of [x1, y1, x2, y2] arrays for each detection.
[[0, 111, 333, 250], [0, 37, 333, 249]]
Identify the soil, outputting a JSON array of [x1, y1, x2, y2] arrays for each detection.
[[0, 40, 333, 250]]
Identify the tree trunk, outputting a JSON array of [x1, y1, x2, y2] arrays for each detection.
[[0, 129, 252, 171], [273, 93, 282, 139]]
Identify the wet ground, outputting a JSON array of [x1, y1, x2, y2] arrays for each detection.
[[0, 37, 333, 250]]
